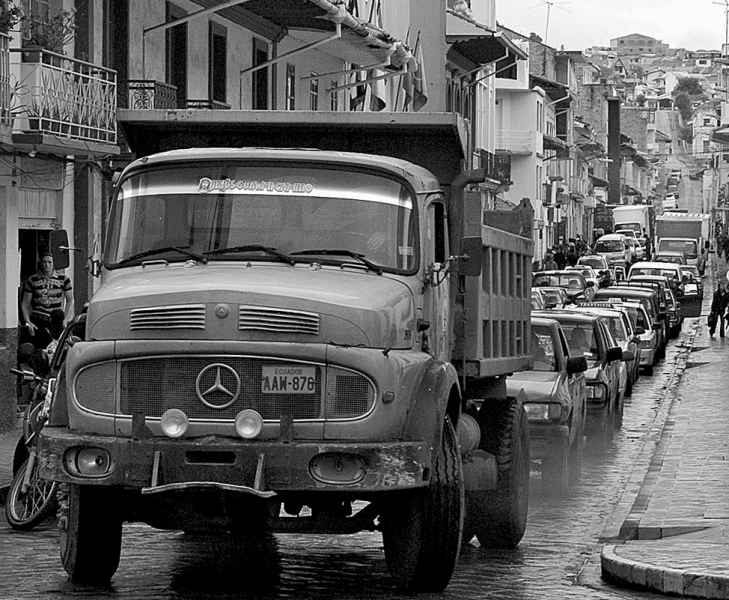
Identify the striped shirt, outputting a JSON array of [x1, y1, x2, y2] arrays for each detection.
[[23, 272, 72, 321]]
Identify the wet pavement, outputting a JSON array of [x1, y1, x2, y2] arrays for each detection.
[[0, 263, 725, 598]]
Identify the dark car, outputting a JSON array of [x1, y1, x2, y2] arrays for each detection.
[[572, 302, 642, 397], [506, 317, 588, 493], [532, 270, 596, 303], [663, 288, 682, 338], [533, 310, 630, 440], [593, 286, 667, 361]]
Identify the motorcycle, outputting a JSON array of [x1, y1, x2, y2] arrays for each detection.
[[5, 367, 58, 530], [5, 313, 85, 531]]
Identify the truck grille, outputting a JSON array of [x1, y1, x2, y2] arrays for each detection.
[[130, 305, 206, 330], [110, 357, 373, 421], [238, 306, 319, 335]]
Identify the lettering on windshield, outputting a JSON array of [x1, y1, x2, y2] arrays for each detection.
[[198, 178, 314, 194]]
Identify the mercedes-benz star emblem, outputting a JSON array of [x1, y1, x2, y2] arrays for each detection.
[[195, 363, 241, 409]]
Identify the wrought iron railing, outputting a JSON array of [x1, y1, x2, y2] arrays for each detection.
[[478, 148, 512, 184], [123, 80, 177, 110], [10, 48, 117, 144]]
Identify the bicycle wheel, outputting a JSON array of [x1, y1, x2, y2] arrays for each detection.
[[5, 456, 58, 531]]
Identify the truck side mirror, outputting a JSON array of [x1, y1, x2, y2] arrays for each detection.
[[50, 229, 70, 270], [459, 236, 483, 277]]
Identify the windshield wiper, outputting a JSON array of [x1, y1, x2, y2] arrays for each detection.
[[118, 246, 208, 265], [290, 249, 383, 275], [204, 244, 294, 265]]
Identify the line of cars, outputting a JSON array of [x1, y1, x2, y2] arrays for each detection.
[[520, 252, 697, 494]]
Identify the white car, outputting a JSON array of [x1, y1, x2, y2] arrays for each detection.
[[566, 265, 601, 291], [663, 194, 677, 210]]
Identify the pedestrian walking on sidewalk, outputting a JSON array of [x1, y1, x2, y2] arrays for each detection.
[[708, 282, 729, 337]]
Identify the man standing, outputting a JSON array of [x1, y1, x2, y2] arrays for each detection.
[[21, 252, 73, 347], [709, 282, 729, 338]]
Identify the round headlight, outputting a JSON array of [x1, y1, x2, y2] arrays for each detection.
[[235, 409, 263, 439], [160, 408, 189, 438]]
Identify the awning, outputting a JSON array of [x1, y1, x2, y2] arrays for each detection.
[[190, 0, 415, 71], [531, 73, 574, 103], [589, 174, 610, 189], [446, 9, 527, 66], [711, 124, 729, 144], [543, 134, 570, 155]]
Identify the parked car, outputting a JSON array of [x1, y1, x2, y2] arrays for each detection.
[[593, 285, 667, 364], [536, 286, 572, 309], [532, 270, 596, 303], [677, 270, 702, 318], [531, 288, 548, 310], [577, 254, 612, 287], [663, 288, 682, 338], [534, 309, 629, 439], [506, 317, 588, 494], [572, 303, 642, 397], [663, 194, 677, 210], [566, 265, 602, 290], [627, 261, 683, 293], [594, 234, 631, 268], [681, 265, 703, 298], [614, 230, 644, 260]]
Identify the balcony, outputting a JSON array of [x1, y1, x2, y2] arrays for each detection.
[[478, 148, 512, 184], [495, 130, 542, 155], [119, 80, 231, 110], [10, 48, 118, 155]]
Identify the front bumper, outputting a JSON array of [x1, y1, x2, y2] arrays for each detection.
[[39, 427, 431, 495], [525, 422, 569, 460]]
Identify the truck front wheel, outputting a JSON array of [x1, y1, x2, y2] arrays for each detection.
[[381, 416, 464, 592], [60, 484, 123, 585], [465, 396, 529, 548]]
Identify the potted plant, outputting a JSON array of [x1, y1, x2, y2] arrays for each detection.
[[25, 8, 75, 54], [0, 2, 23, 34]]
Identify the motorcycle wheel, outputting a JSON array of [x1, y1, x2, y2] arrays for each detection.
[[4, 456, 58, 531]]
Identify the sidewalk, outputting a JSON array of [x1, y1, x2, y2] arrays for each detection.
[[601, 256, 729, 598]]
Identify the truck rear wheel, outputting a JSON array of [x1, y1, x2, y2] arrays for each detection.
[[465, 396, 529, 548], [382, 416, 463, 592], [60, 485, 123, 585]]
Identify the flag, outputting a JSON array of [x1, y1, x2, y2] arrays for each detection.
[[369, 70, 387, 111], [350, 66, 367, 111], [411, 38, 428, 112]]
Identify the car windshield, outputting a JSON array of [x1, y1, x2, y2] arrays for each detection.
[[532, 325, 557, 372], [607, 315, 628, 342], [105, 163, 416, 272], [533, 273, 584, 289], [563, 322, 599, 365], [579, 257, 606, 269], [596, 239, 623, 252], [658, 240, 697, 258]]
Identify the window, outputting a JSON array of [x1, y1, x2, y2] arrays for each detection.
[[309, 74, 319, 111], [166, 3, 188, 109], [252, 38, 269, 110], [209, 22, 227, 104], [330, 80, 339, 111], [21, 0, 49, 41], [285, 64, 295, 110]]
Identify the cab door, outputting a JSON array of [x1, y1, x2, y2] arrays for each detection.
[[420, 197, 451, 362]]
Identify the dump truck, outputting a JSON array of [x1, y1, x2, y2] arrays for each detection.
[[39, 111, 534, 592], [654, 212, 710, 266]]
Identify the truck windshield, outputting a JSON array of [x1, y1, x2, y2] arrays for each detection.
[[658, 239, 697, 258], [105, 164, 417, 272]]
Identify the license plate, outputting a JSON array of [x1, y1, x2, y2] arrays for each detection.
[[261, 365, 316, 394]]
